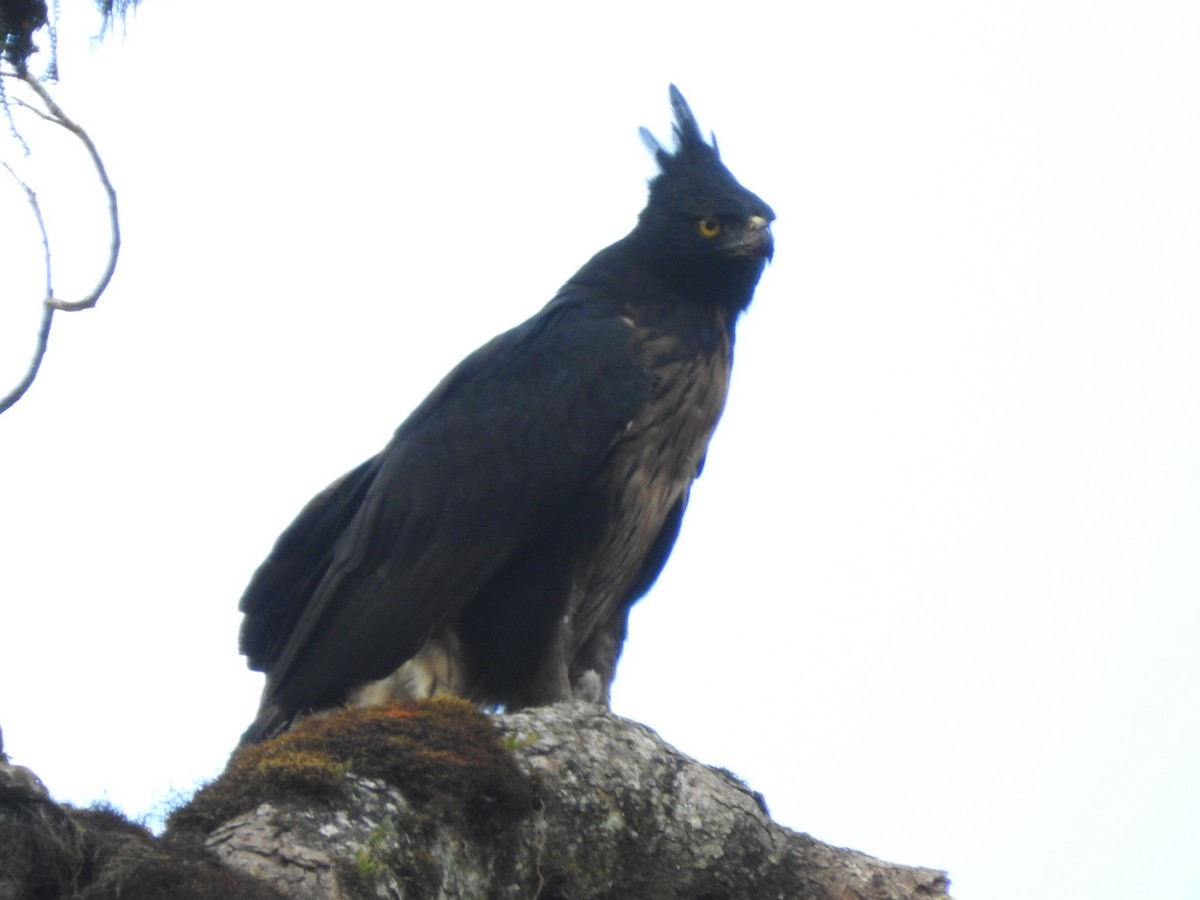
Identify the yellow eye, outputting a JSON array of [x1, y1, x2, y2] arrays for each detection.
[[697, 216, 722, 238]]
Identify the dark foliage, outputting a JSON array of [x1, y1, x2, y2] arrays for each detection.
[[0, 0, 46, 67], [0, 0, 138, 70], [68, 804, 287, 900], [95, 0, 139, 38], [0, 796, 284, 900]]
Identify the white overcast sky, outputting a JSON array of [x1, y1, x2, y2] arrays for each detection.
[[2, 3, 1198, 898]]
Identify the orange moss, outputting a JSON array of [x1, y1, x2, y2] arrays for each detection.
[[168, 698, 533, 839]]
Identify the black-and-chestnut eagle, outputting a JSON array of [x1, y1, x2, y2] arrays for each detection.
[[238, 87, 774, 745]]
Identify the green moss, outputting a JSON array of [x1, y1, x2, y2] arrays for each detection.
[[169, 698, 533, 840], [501, 730, 539, 751], [353, 815, 397, 877], [249, 747, 349, 794], [338, 835, 441, 900]]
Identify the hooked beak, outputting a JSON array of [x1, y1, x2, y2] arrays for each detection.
[[747, 215, 774, 261]]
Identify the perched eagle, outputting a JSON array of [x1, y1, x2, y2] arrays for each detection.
[[238, 87, 774, 745]]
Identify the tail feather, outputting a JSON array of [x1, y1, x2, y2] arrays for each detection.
[[238, 702, 292, 747]]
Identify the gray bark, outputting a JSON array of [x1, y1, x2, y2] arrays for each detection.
[[0, 708, 951, 898], [205, 702, 952, 899]]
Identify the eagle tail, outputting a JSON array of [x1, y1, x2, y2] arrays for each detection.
[[237, 702, 292, 747]]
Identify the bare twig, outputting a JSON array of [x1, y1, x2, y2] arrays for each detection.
[[0, 69, 122, 414], [5, 94, 59, 125], [18, 70, 121, 312], [0, 163, 55, 414], [0, 72, 32, 155], [0, 305, 55, 415]]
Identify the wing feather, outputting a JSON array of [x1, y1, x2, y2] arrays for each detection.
[[240, 291, 652, 715]]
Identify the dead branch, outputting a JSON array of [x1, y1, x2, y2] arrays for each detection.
[[0, 161, 54, 414], [0, 68, 121, 414], [16, 70, 121, 312]]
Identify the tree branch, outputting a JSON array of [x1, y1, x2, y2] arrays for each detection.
[[0, 68, 121, 414], [0, 162, 55, 415], [186, 702, 954, 899], [18, 70, 120, 312]]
